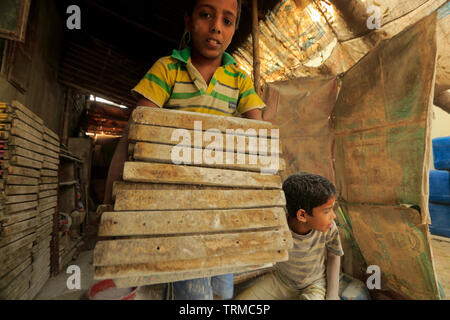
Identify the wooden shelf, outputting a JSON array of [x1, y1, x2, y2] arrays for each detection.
[[59, 237, 84, 272], [59, 180, 77, 186], [59, 153, 83, 163]]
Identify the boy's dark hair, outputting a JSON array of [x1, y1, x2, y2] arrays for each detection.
[[184, 0, 242, 29], [282, 172, 337, 218]]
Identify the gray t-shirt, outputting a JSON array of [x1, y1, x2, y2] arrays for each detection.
[[274, 221, 344, 290]]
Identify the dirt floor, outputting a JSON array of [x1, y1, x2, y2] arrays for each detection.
[[431, 236, 450, 300], [34, 216, 167, 300], [32, 215, 449, 300]]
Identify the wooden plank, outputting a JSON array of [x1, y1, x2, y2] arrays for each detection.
[[99, 207, 287, 237], [59, 240, 83, 272], [112, 181, 235, 201], [32, 243, 50, 259], [31, 236, 51, 254], [6, 201, 38, 215], [129, 124, 281, 155], [39, 183, 57, 191], [94, 228, 291, 266], [112, 264, 274, 288], [128, 143, 135, 155], [28, 273, 50, 299], [42, 161, 59, 170], [31, 263, 50, 281], [4, 185, 38, 195], [5, 165, 40, 178], [6, 107, 43, 133], [131, 106, 278, 134], [5, 194, 38, 205], [0, 264, 32, 300], [36, 220, 52, 232], [31, 269, 50, 285], [31, 265, 50, 283], [40, 176, 58, 184], [42, 155, 59, 165], [0, 233, 35, 257], [6, 146, 44, 162], [38, 190, 57, 198], [38, 201, 56, 213], [42, 148, 59, 159], [39, 208, 56, 217], [1, 218, 38, 237], [0, 257, 32, 289], [95, 250, 287, 280], [39, 177, 58, 184], [43, 141, 60, 153], [36, 228, 52, 241], [123, 162, 282, 189], [133, 142, 285, 173], [11, 101, 44, 125], [43, 133, 60, 147], [0, 209, 38, 226], [0, 228, 35, 249], [38, 196, 57, 206], [35, 230, 52, 243], [8, 156, 42, 169], [0, 247, 31, 276], [11, 118, 43, 140], [5, 175, 39, 185], [114, 189, 286, 211], [43, 126, 59, 141], [40, 169, 57, 177], [37, 217, 52, 228], [8, 135, 45, 155], [10, 128, 45, 147]]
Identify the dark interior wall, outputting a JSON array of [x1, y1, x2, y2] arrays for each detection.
[[0, 0, 65, 134]]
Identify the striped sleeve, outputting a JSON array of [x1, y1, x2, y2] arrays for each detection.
[[236, 70, 265, 114], [326, 222, 344, 256], [132, 57, 174, 107]]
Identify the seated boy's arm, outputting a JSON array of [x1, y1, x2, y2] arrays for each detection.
[[326, 250, 341, 300]]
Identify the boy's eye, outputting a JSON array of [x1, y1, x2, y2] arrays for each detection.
[[200, 12, 211, 18], [224, 18, 232, 26]]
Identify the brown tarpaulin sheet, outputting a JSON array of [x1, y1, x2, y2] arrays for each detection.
[[264, 13, 441, 299]]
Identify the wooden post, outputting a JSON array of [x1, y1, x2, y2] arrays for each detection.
[[61, 88, 73, 146], [252, 0, 261, 96]]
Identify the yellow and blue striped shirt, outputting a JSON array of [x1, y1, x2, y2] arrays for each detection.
[[132, 47, 265, 117]]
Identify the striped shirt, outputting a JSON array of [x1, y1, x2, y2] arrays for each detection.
[[132, 47, 265, 117], [275, 221, 344, 290]]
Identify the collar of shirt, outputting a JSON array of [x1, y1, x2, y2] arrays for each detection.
[[171, 47, 236, 92], [171, 47, 236, 66]]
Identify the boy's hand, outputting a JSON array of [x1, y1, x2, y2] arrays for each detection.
[[326, 294, 341, 300]]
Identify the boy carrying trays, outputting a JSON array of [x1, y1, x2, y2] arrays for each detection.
[[236, 172, 343, 300]]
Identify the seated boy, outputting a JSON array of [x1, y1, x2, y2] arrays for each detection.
[[236, 172, 343, 300]]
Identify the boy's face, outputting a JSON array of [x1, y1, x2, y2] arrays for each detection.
[[186, 0, 238, 61], [302, 197, 337, 233]]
